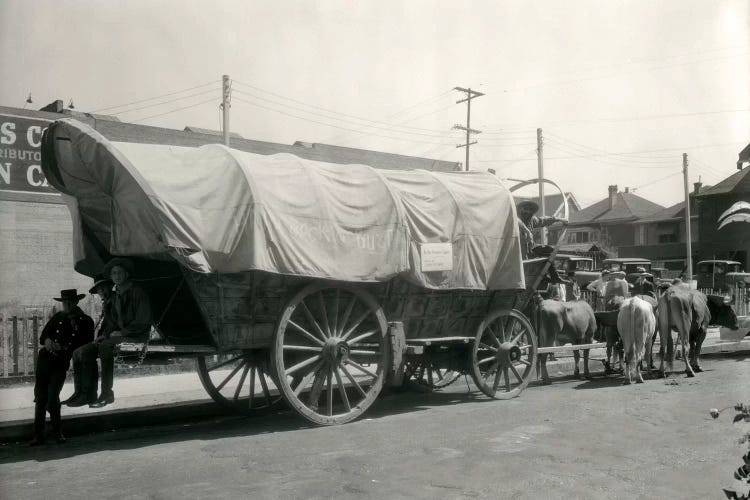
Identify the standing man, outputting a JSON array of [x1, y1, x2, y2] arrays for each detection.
[[604, 270, 630, 310], [31, 289, 94, 445], [65, 275, 114, 407], [86, 258, 151, 408]]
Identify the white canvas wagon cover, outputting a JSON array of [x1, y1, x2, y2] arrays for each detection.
[[41, 119, 524, 290]]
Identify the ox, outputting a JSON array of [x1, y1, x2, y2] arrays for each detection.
[[616, 296, 656, 384], [653, 286, 739, 377], [536, 299, 597, 384]]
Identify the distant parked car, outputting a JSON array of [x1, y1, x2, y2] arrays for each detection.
[[553, 254, 600, 288], [601, 258, 652, 284], [696, 260, 750, 291]]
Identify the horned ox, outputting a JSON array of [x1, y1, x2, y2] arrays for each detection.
[[616, 296, 656, 384], [652, 285, 739, 377], [536, 299, 597, 384]]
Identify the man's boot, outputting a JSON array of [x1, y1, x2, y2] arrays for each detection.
[[62, 366, 82, 405], [29, 403, 47, 446], [49, 405, 66, 444]]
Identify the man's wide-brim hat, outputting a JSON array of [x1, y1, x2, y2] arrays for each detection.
[[516, 200, 539, 213], [103, 257, 135, 277], [89, 274, 114, 294], [636, 266, 647, 273], [54, 289, 86, 302]]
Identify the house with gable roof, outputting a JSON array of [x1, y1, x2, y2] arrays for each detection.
[[556, 185, 664, 267]]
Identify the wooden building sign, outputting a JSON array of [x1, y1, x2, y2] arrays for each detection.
[[0, 113, 56, 194]]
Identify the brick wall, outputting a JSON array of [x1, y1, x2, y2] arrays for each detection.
[[0, 198, 91, 311]]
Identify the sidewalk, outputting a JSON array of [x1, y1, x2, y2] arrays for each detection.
[[1, 334, 748, 444]]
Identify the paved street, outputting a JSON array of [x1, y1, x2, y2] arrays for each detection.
[[1, 352, 748, 500]]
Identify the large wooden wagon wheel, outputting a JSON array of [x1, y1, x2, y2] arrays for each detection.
[[470, 309, 537, 400], [197, 349, 282, 413], [271, 282, 390, 425]]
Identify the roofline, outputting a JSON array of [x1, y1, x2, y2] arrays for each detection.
[[697, 260, 741, 265]]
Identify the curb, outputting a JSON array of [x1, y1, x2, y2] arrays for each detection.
[[0, 399, 228, 444]]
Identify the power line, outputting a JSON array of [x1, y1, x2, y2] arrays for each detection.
[[91, 80, 219, 113], [232, 88, 457, 139], [232, 80, 452, 134], [110, 88, 218, 116], [232, 96, 457, 146], [130, 98, 218, 123]]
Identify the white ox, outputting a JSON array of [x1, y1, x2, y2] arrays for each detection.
[[616, 296, 656, 385]]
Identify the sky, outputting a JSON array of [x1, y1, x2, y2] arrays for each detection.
[[1, 0, 748, 208]]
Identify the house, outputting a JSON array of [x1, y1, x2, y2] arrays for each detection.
[[696, 143, 750, 269], [616, 182, 703, 273], [557, 185, 664, 267]]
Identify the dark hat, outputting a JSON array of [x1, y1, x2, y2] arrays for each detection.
[[636, 266, 647, 273], [103, 257, 135, 277], [54, 289, 86, 302], [601, 269, 610, 275], [89, 274, 113, 294], [516, 200, 539, 213]]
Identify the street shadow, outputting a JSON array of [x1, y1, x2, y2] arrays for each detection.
[[0, 386, 494, 464]]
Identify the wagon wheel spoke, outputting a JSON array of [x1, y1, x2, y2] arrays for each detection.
[[247, 366, 256, 409], [216, 360, 246, 391], [478, 342, 498, 353], [288, 320, 325, 346], [258, 367, 273, 407], [326, 367, 334, 416], [338, 294, 357, 336], [283, 345, 324, 353], [345, 359, 378, 379], [285, 354, 323, 377], [492, 366, 502, 393], [300, 301, 329, 341], [477, 355, 496, 366], [517, 359, 531, 367], [341, 308, 373, 341], [486, 325, 502, 347], [510, 364, 523, 384], [334, 368, 351, 411], [340, 364, 367, 398], [207, 354, 245, 372], [293, 360, 324, 396], [233, 361, 251, 402], [308, 366, 327, 410], [503, 367, 511, 392], [332, 289, 340, 337], [346, 329, 378, 346]]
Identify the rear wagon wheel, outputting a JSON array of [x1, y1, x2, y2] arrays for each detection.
[[271, 282, 390, 425]]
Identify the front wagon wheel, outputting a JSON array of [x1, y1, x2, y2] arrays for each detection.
[[470, 309, 537, 400], [271, 282, 390, 425]]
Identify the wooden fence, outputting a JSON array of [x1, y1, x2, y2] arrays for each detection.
[[0, 298, 101, 378], [579, 285, 748, 316]]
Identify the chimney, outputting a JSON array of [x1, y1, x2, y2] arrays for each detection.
[[624, 187, 629, 193], [693, 181, 702, 195], [608, 185, 618, 209], [39, 100, 64, 113]]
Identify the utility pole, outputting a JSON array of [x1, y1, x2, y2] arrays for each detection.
[[537, 128, 547, 244], [453, 87, 484, 171], [222, 74, 231, 147], [683, 153, 693, 284]]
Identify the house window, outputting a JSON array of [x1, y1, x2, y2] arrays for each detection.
[[656, 222, 679, 244], [637, 225, 647, 245], [571, 231, 589, 243]]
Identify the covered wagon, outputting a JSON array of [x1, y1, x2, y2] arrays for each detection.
[[41, 118, 565, 425]]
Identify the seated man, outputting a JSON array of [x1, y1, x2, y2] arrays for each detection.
[[516, 200, 570, 285], [65, 275, 114, 407], [80, 258, 151, 408]]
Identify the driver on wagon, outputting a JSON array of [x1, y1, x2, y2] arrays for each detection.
[[516, 200, 570, 285]]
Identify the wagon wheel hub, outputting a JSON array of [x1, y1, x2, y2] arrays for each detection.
[[322, 337, 349, 364], [496, 342, 522, 367]]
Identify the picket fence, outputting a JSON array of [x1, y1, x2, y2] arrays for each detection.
[[0, 298, 101, 379]]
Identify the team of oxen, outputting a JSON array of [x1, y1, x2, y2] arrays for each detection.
[[534, 283, 739, 385]]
